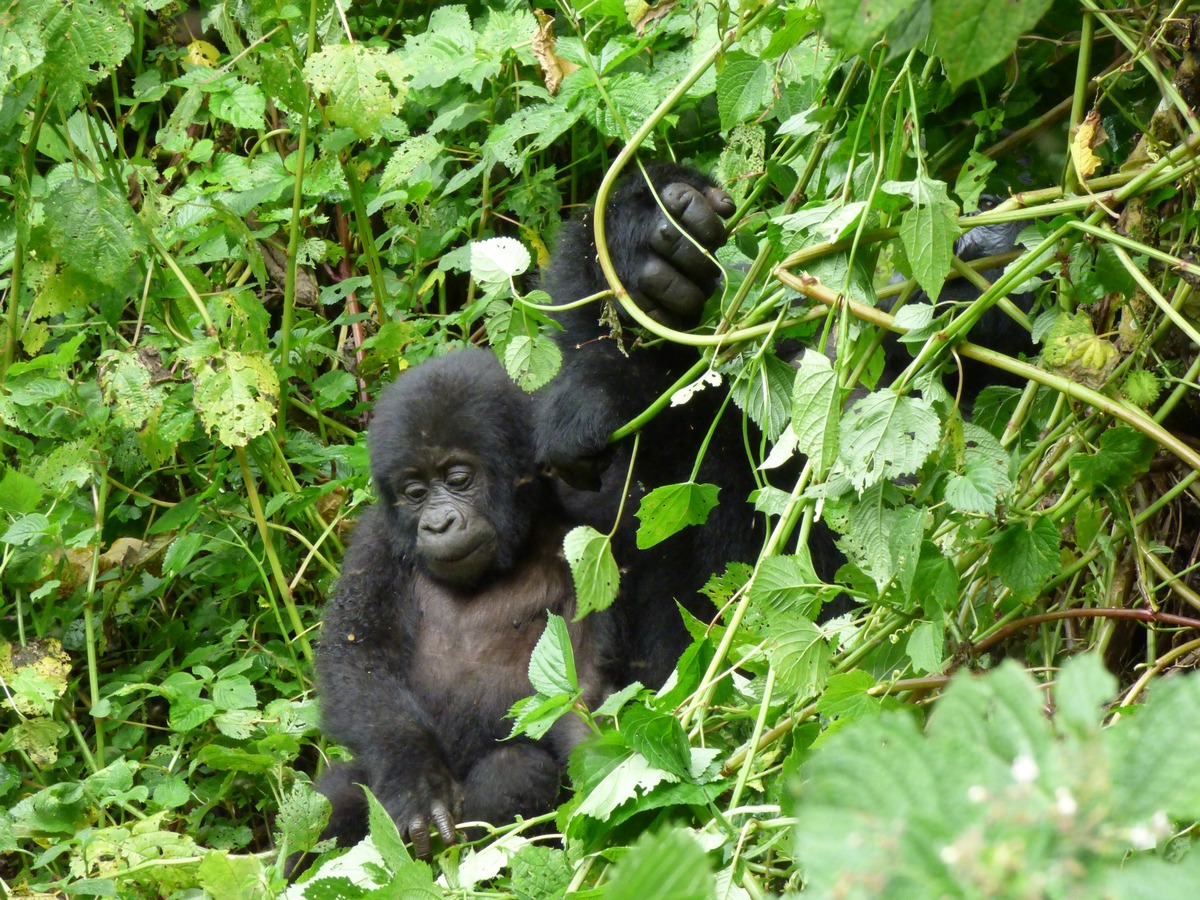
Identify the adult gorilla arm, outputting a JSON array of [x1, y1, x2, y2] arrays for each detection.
[[316, 505, 459, 859], [534, 164, 734, 487]]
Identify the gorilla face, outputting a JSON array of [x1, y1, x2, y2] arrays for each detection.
[[367, 349, 538, 586], [389, 448, 499, 587]]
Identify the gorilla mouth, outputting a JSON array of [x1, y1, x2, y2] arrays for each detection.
[[422, 536, 498, 586]]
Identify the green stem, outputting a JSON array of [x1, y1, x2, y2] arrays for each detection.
[[235, 447, 313, 663], [277, 90, 312, 433]]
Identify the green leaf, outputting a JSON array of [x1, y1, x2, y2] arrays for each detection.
[[575, 752, 673, 821], [212, 80, 266, 130], [197, 850, 270, 900], [510, 845, 572, 900], [931, 0, 1054, 87], [1, 512, 51, 547], [0, 466, 42, 516], [39, 178, 147, 291], [990, 516, 1061, 603], [635, 482, 720, 550], [563, 526, 620, 618], [716, 51, 769, 132], [184, 349, 280, 448], [528, 613, 578, 697], [816, 670, 880, 722], [304, 43, 408, 138], [363, 785, 410, 867], [508, 692, 574, 741], [1069, 425, 1158, 495], [604, 827, 714, 900], [834, 484, 925, 598], [765, 616, 830, 698], [749, 553, 826, 621], [820, 0, 911, 54], [905, 620, 944, 674], [1107, 674, 1200, 822], [881, 174, 961, 302], [944, 422, 1012, 514], [41, 0, 132, 108], [620, 706, 693, 780], [1053, 654, 1115, 740], [732, 352, 802, 443], [837, 390, 940, 492], [503, 334, 562, 392], [791, 350, 839, 473]]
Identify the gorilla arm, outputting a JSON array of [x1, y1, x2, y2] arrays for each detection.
[[534, 164, 734, 485]]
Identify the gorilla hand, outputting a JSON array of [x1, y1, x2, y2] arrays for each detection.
[[608, 165, 735, 329]]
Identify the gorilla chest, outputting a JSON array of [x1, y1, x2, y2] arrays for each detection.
[[409, 562, 574, 709]]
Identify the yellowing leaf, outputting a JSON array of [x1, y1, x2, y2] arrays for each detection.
[[1070, 110, 1107, 179], [186, 40, 220, 68]]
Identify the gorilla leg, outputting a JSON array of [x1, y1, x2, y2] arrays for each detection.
[[460, 744, 561, 825], [315, 762, 370, 847]]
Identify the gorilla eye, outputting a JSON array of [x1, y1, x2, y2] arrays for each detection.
[[445, 468, 474, 490], [402, 483, 429, 503]]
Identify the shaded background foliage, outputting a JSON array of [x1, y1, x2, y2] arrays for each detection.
[[1, 0, 1199, 896]]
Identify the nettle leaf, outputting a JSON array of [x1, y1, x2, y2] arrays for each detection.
[[635, 482, 720, 550], [715, 51, 769, 132], [816, 670, 880, 723], [528, 613, 578, 697], [731, 352, 795, 442], [931, 0, 1054, 87], [303, 44, 408, 139], [796, 657, 1200, 897], [401, 4, 475, 90], [576, 752, 674, 821], [41, 0, 132, 107], [990, 515, 1060, 603], [1069, 425, 1157, 495], [185, 349, 280, 448], [39, 178, 147, 290], [837, 390, 940, 492], [835, 485, 925, 598], [881, 174, 960, 303], [563, 526, 620, 618], [589, 72, 660, 142], [620, 706, 692, 780], [470, 237, 532, 283], [944, 422, 1012, 514], [503, 334, 562, 392], [484, 103, 582, 173], [99, 350, 166, 431], [604, 827, 714, 900], [508, 693, 574, 741], [212, 80, 266, 130], [820, 0, 910, 54], [791, 350, 839, 473], [765, 615, 830, 699], [749, 553, 827, 622]]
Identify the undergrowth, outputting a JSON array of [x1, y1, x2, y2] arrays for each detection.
[[2, 0, 1199, 896]]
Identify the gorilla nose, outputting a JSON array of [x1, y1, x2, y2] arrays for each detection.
[[422, 511, 458, 534]]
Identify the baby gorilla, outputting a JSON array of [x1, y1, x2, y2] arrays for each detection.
[[313, 348, 608, 860]]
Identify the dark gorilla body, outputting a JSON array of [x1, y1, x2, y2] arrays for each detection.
[[313, 349, 608, 860], [534, 166, 1030, 688], [534, 164, 841, 688]]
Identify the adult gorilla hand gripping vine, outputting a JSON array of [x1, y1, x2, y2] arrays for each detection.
[[311, 349, 609, 861]]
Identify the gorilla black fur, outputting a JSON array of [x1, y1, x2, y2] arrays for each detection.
[[534, 164, 842, 688], [534, 166, 1029, 688], [313, 348, 609, 861]]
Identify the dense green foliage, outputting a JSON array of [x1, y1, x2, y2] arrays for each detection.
[[2, 0, 1200, 896]]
